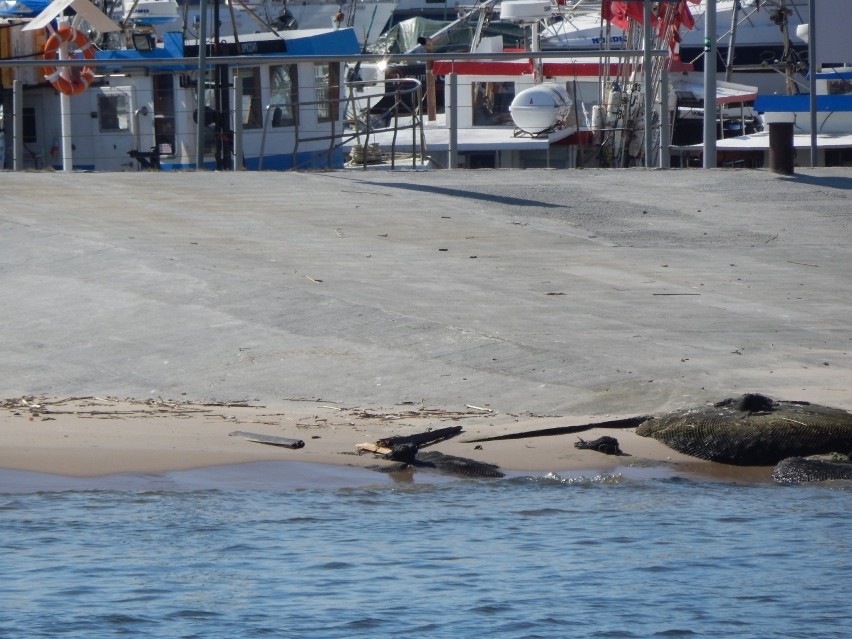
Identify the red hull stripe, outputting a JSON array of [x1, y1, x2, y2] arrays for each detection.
[[432, 61, 638, 77]]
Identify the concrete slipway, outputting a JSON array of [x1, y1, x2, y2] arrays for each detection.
[[1, 167, 850, 418]]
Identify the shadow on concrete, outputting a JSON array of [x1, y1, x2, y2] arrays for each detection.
[[357, 180, 569, 209], [780, 174, 852, 190]]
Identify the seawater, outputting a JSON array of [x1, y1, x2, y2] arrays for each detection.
[[1, 462, 850, 639]]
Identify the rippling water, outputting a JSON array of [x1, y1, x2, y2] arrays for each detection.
[[1, 463, 849, 638]]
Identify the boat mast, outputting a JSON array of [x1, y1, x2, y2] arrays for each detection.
[[724, 0, 740, 82], [778, 0, 795, 95]]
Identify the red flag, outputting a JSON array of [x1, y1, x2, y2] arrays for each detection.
[[623, 1, 647, 25], [602, 1, 658, 31], [655, 1, 696, 52], [679, 1, 696, 30], [612, 3, 630, 30]]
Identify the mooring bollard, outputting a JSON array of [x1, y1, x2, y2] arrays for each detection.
[[764, 112, 796, 175]]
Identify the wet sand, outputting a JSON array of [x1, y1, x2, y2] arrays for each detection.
[[0, 396, 775, 485]]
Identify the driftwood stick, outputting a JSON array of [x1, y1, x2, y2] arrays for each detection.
[[375, 425, 463, 449], [230, 431, 306, 449], [201, 401, 262, 408], [38, 409, 210, 416], [461, 416, 650, 443]]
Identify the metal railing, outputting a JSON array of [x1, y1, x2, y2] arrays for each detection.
[[342, 77, 426, 169]]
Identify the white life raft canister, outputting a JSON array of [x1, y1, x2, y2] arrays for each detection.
[[509, 82, 573, 135]]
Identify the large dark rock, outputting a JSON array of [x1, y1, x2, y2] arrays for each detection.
[[772, 455, 852, 484], [636, 394, 852, 466]]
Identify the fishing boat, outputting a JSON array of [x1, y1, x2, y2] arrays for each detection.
[[345, 1, 605, 169], [2, 1, 364, 170], [540, 0, 810, 94], [672, 67, 852, 168], [119, 0, 397, 47], [346, 0, 765, 169], [664, 1, 852, 167], [0, 1, 396, 45]]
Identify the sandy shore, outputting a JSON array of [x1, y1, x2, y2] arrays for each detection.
[[3, 168, 851, 486], [0, 395, 776, 484]]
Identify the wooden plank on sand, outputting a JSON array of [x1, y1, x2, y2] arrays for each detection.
[[355, 442, 393, 456]]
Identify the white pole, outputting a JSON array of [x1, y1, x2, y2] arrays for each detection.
[[531, 21, 541, 83], [703, 0, 717, 168], [58, 19, 73, 172], [233, 69, 244, 170], [61, 91, 73, 172], [808, 0, 817, 167]]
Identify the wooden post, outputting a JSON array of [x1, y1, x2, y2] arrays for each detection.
[[424, 37, 436, 122]]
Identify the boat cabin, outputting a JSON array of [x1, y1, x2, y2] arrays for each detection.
[[9, 27, 361, 171]]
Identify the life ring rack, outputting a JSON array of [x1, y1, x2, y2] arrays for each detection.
[[42, 25, 97, 97]]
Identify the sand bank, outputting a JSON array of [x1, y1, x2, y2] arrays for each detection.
[[0, 396, 775, 484]]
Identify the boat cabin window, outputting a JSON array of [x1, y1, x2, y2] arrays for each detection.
[[238, 67, 263, 129], [828, 78, 852, 96], [22, 107, 37, 144], [315, 63, 340, 123], [270, 64, 298, 127], [471, 81, 515, 127], [98, 94, 130, 132], [825, 147, 852, 166]]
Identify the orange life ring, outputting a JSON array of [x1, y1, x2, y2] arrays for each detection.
[[42, 25, 96, 97]]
